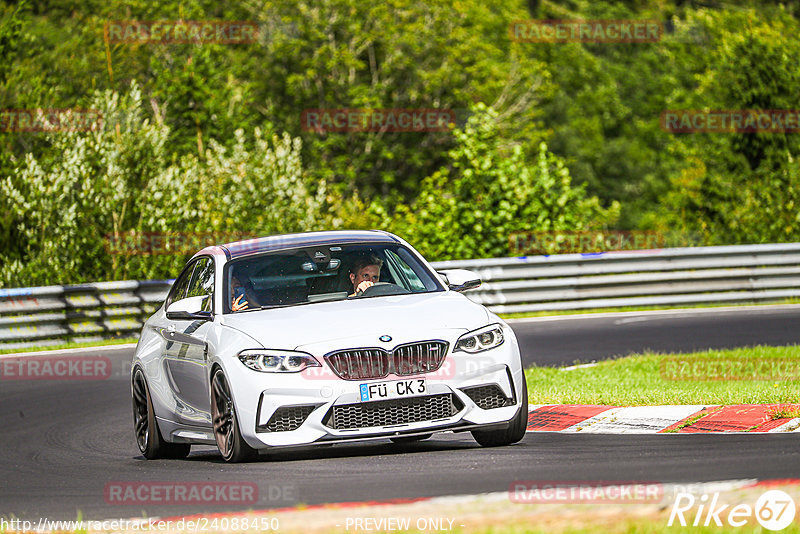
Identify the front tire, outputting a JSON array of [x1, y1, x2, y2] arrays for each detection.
[[132, 368, 191, 459], [211, 368, 259, 463], [471, 377, 528, 447]]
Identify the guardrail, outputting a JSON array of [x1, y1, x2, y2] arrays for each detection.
[[1, 243, 799, 349], [435, 243, 800, 314], [0, 281, 171, 350]]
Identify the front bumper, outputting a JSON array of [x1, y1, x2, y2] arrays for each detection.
[[226, 336, 525, 450]]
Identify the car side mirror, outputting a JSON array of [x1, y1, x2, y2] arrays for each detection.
[[437, 269, 481, 292], [166, 295, 212, 321]]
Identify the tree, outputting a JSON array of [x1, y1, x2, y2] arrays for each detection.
[[375, 105, 618, 260], [1, 83, 324, 286], [657, 9, 800, 244]]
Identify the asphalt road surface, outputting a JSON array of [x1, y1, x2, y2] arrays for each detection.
[[2, 306, 799, 520], [513, 305, 800, 367]]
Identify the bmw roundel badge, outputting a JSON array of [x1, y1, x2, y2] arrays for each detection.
[[379, 335, 392, 342]]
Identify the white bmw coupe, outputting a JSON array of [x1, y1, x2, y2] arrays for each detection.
[[131, 230, 528, 462]]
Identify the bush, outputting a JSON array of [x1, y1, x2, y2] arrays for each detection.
[[372, 104, 619, 260], [1, 83, 323, 286]]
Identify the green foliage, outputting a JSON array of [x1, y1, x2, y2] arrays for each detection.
[[250, 0, 544, 198], [657, 9, 800, 244], [0, 1, 25, 83], [2, 0, 799, 287], [520, 1, 682, 229], [373, 105, 618, 260], [1, 84, 322, 286], [2, 82, 169, 285]]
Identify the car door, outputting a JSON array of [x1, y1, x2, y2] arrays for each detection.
[[159, 257, 216, 426]]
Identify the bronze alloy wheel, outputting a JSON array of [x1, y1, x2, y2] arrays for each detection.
[[211, 368, 259, 462], [132, 367, 191, 459]]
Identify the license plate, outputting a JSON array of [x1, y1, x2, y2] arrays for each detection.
[[359, 378, 427, 402]]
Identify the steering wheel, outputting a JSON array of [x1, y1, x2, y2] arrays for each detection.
[[356, 282, 410, 297]]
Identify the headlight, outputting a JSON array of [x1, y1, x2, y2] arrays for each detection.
[[237, 349, 321, 373], [454, 324, 505, 354]]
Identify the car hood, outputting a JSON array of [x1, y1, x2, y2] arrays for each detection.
[[218, 291, 490, 351]]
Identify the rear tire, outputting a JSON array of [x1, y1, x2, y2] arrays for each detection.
[[471, 378, 528, 447], [132, 368, 191, 459], [211, 368, 259, 463]]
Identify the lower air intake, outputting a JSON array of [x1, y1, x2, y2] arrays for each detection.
[[259, 405, 317, 432], [323, 394, 462, 430], [461, 384, 514, 410]]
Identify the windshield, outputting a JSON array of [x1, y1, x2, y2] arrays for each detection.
[[223, 243, 444, 313]]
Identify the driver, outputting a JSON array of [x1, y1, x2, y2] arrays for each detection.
[[349, 255, 383, 296]]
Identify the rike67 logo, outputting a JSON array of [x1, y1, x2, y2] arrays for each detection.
[[669, 490, 796, 531]]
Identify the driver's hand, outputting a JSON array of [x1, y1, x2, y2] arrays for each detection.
[[355, 280, 374, 294], [232, 294, 249, 311]]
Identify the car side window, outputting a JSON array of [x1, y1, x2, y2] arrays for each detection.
[[185, 257, 214, 312], [385, 249, 427, 292], [166, 261, 197, 309]]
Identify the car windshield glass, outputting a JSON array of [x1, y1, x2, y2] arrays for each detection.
[[224, 243, 444, 312]]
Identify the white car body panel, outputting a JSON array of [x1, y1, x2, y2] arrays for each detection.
[[132, 230, 527, 454]]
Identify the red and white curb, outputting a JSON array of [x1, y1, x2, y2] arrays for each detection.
[[527, 404, 800, 433]]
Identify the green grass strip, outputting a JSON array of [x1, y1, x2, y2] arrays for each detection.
[[524, 345, 800, 406]]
